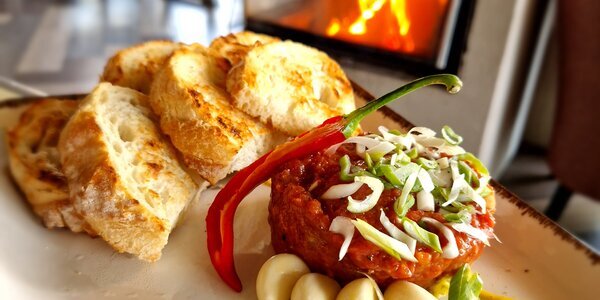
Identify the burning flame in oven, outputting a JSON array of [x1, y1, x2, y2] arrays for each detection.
[[323, 0, 449, 55]]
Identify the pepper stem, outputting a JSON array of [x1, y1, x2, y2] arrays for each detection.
[[341, 74, 462, 137]]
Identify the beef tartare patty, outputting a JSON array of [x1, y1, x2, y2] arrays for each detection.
[[269, 132, 495, 288]]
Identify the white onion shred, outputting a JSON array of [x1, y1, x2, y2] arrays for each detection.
[[451, 223, 490, 246], [409, 127, 436, 138], [398, 169, 419, 209], [345, 136, 381, 148], [476, 176, 491, 193], [356, 144, 366, 158], [366, 141, 396, 158], [321, 182, 364, 199], [464, 184, 487, 214], [325, 142, 343, 155], [378, 126, 401, 144], [422, 217, 459, 259], [379, 126, 414, 150], [416, 190, 435, 212], [417, 169, 435, 192], [436, 157, 450, 169], [379, 210, 417, 253], [347, 176, 384, 213], [416, 137, 445, 148], [438, 144, 466, 156], [428, 168, 452, 188], [329, 216, 355, 260], [443, 160, 467, 206]]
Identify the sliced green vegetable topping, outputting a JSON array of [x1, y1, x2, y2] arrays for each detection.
[[394, 170, 419, 217], [394, 194, 415, 218], [442, 125, 464, 145], [457, 153, 489, 177], [379, 164, 402, 187], [402, 218, 442, 253], [339, 155, 354, 182], [417, 157, 438, 170], [365, 152, 374, 169], [406, 147, 418, 159], [352, 219, 417, 262], [448, 264, 483, 300], [458, 161, 474, 184], [443, 209, 472, 223]]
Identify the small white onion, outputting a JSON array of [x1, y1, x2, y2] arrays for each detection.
[[336, 278, 379, 300], [451, 223, 490, 246], [383, 280, 437, 300], [421, 217, 459, 259], [347, 176, 384, 213], [379, 210, 417, 254], [291, 273, 341, 300], [416, 190, 435, 212], [322, 182, 364, 199], [329, 216, 355, 260], [256, 254, 310, 300]]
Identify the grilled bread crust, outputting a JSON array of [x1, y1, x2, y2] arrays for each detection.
[[209, 31, 280, 67], [58, 83, 198, 262], [7, 99, 95, 234], [149, 45, 287, 185], [100, 40, 181, 94], [226, 40, 355, 136]]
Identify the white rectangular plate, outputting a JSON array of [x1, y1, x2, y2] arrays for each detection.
[[0, 91, 598, 300]]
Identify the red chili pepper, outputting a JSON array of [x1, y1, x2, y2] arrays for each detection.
[[206, 74, 463, 292]]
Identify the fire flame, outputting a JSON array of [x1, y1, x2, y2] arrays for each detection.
[[324, 0, 447, 55], [276, 0, 449, 58]]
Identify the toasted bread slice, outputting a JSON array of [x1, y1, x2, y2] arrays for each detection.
[[209, 31, 280, 67], [226, 41, 355, 136], [7, 99, 95, 234], [58, 83, 199, 262], [149, 45, 287, 184], [100, 40, 181, 94]]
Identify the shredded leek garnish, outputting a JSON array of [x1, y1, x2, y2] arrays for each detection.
[[352, 219, 417, 262], [457, 152, 489, 177], [441, 125, 464, 145], [347, 176, 384, 213], [402, 218, 442, 253]]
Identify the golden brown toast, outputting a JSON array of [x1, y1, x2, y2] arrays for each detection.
[[226, 40, 356, 136], [58, 83, 199, 262], [149, 45, 287, 184], [100, 40, 181, 94], [209, 31, 280, 67], [7, 99, 94, 234]]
